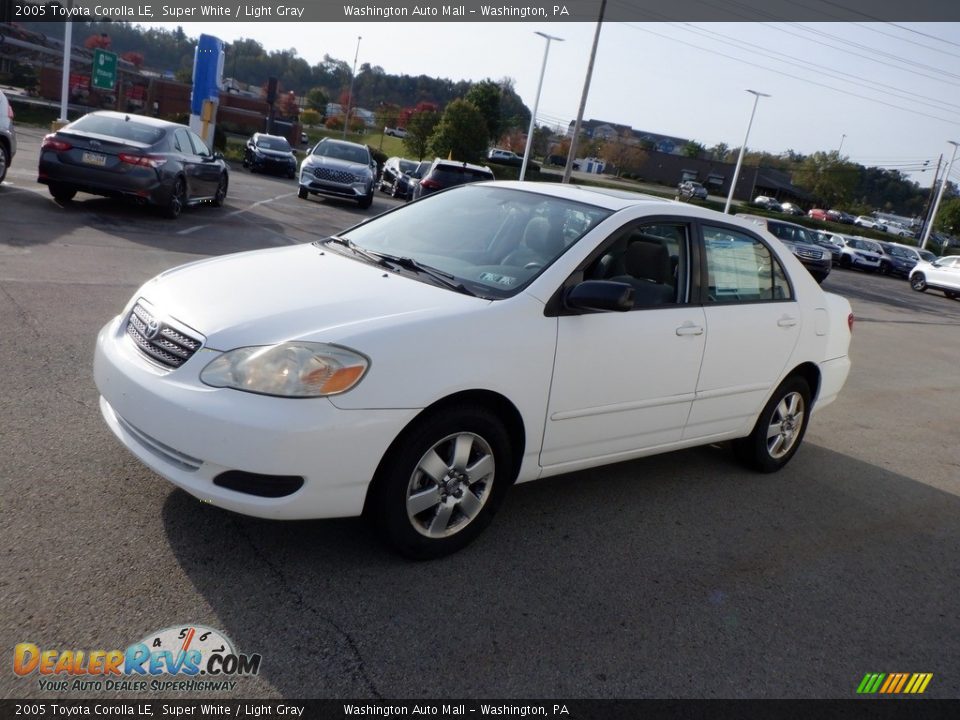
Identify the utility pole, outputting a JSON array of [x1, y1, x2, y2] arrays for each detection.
[[918, 154, 942, 243], [562, 0, 605, 184]]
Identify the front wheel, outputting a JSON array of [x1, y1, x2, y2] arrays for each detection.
[[297, 186, 309, 200], [734, 376, 811, 473], [910, 273, 927, 292], [212, 174, 228, 207], [366, 406, 513, 560], [358, 192, 373, 209]]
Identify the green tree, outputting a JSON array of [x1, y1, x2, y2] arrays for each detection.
[[465, 80, 502, 144], [305, 87, 328, 113], [681, 141, 705, 159], [792, 151, 860, 208], [935, 196, 960, 236], [403, 108, 441, 160], [429, 99, 489, 163]]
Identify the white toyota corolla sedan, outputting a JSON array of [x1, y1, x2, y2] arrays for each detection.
[[95, 182, 853, 558]]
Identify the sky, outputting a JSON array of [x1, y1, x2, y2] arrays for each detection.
[[136, 20, 960, 184]]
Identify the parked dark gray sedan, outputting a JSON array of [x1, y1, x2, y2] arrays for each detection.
[[38, 111, 228, 219]]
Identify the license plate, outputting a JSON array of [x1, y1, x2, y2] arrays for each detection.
[[82, 151, 107, 167]]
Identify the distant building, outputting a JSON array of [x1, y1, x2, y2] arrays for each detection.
[[567, 119, 690, 157]]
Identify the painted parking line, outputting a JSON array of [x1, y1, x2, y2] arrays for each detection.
[[225, 192, 296, 218], [176, 224, 209, 236]]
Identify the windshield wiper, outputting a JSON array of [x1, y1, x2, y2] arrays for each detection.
[[322, 235, 384, 265], [372, 253, 478, 297]]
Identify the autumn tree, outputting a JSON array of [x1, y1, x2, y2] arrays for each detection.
[[85, 33, 111, 50], [600, 131, 647, 177], [120, 51, 144, 69]]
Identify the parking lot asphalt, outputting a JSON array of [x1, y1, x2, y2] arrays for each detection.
[[2, 126, 959, 700]]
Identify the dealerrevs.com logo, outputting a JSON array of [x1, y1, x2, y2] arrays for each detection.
[[14, 625, 262, 693]]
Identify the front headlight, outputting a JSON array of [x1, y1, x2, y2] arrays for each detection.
[[200, 342, 369, 398]]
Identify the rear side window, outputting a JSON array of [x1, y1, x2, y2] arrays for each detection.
[[703, 226, 792, 303], [69, 115, 165, 145]]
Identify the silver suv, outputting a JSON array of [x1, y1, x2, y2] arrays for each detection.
[[0, 90, 17, 184], [298, 138, 376, 209]]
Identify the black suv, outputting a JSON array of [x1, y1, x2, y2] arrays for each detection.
[[412, 159, 495, 200]]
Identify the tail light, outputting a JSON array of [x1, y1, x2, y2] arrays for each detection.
[[6, 104, 13, 119], [420, 178, 441, 190], [41, 135, 72, 152], [848, 313, 854, 332], [119, 153, 167, 168]]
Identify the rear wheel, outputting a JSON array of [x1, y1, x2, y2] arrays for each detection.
[[49, 183, 77, 203], [0, 144, 8, 183], [734, 376, 811, 473], [165, 177, 186, 219], [910, 273, 927, 292], [366, 406, 513, 560]]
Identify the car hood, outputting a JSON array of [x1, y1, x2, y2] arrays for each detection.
[[302, 154, 369, 173], [140, 244, 485, 349]]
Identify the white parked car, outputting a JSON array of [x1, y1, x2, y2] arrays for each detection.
[[883, 222, 913, 238], [384, 126, 406, 138], [94, 183, 853, 559], [854, 215, 886, 231], [838, 236, 883, 272], [909, 255, 960, 299]]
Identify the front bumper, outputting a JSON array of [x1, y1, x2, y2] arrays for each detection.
[[299, 166, 370, 200], [94, 316, 418, 520]]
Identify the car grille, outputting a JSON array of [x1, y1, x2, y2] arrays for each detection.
[[313, 167, 358, 184], [126, 301, 202, 369], [794, 246, 824, 261]]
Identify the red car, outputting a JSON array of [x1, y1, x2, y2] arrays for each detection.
[[808, 208, 829, 221]]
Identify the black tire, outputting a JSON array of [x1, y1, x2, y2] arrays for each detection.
[[733, 376, 811, 473], [839, 255, 851, 269], [366, 405, 513, 560], [945, 291, 959, 300], [358, 192, 373, 210], [391, 180, 401, 198], [879, 260, 891, 275], [212, 173, 228, 207], [0, 143, 8, 183], [910, 273, 927, 292], [297, 186, 309, 200], [165, 177, 186, 219], [49, 183, 77, 203]]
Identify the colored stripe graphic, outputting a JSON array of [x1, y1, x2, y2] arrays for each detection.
[[857, 673, 932, 694]]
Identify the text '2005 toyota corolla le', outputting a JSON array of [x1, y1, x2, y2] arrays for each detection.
[[94, 182, 853, 559]]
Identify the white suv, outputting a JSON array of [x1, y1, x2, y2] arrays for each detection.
[[910, 255, 960, 299], [0, 90, 17, 184]]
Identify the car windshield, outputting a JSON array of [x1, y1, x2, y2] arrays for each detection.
[[920, 250, 936, 262], [67, 115, 165, 145], [257, 137, 291, 151], [313, 141, 369, 164], [889, 246, 912, 259], [433, 165, 494, 184], [334, 186, 612, 298]]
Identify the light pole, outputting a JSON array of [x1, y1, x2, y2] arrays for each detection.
[[343, 35, 361, 139], [837, 133, 846, 155], [921, 140, 959, 251], [58, 0, 75, 124], [724, 89, 770, 214], [520, 31, 563, 181]]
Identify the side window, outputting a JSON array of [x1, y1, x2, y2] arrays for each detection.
[[172, 129, 191, 154], [189, 132, 210, 156], [584, 222, 688, 309], [703, 225, 791, 303]]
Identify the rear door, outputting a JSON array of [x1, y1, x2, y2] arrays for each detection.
[[684, 223, 801, 440]]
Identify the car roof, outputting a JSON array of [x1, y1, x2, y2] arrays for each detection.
[[431, 158, 494, 173]]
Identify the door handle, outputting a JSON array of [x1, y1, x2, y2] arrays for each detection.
[[777, 316, 798, 328], [675, 323, 704, 336]]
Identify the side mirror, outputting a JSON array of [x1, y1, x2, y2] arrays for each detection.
[[213, 151, 224, 161], [566, 280, 634, 312]]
